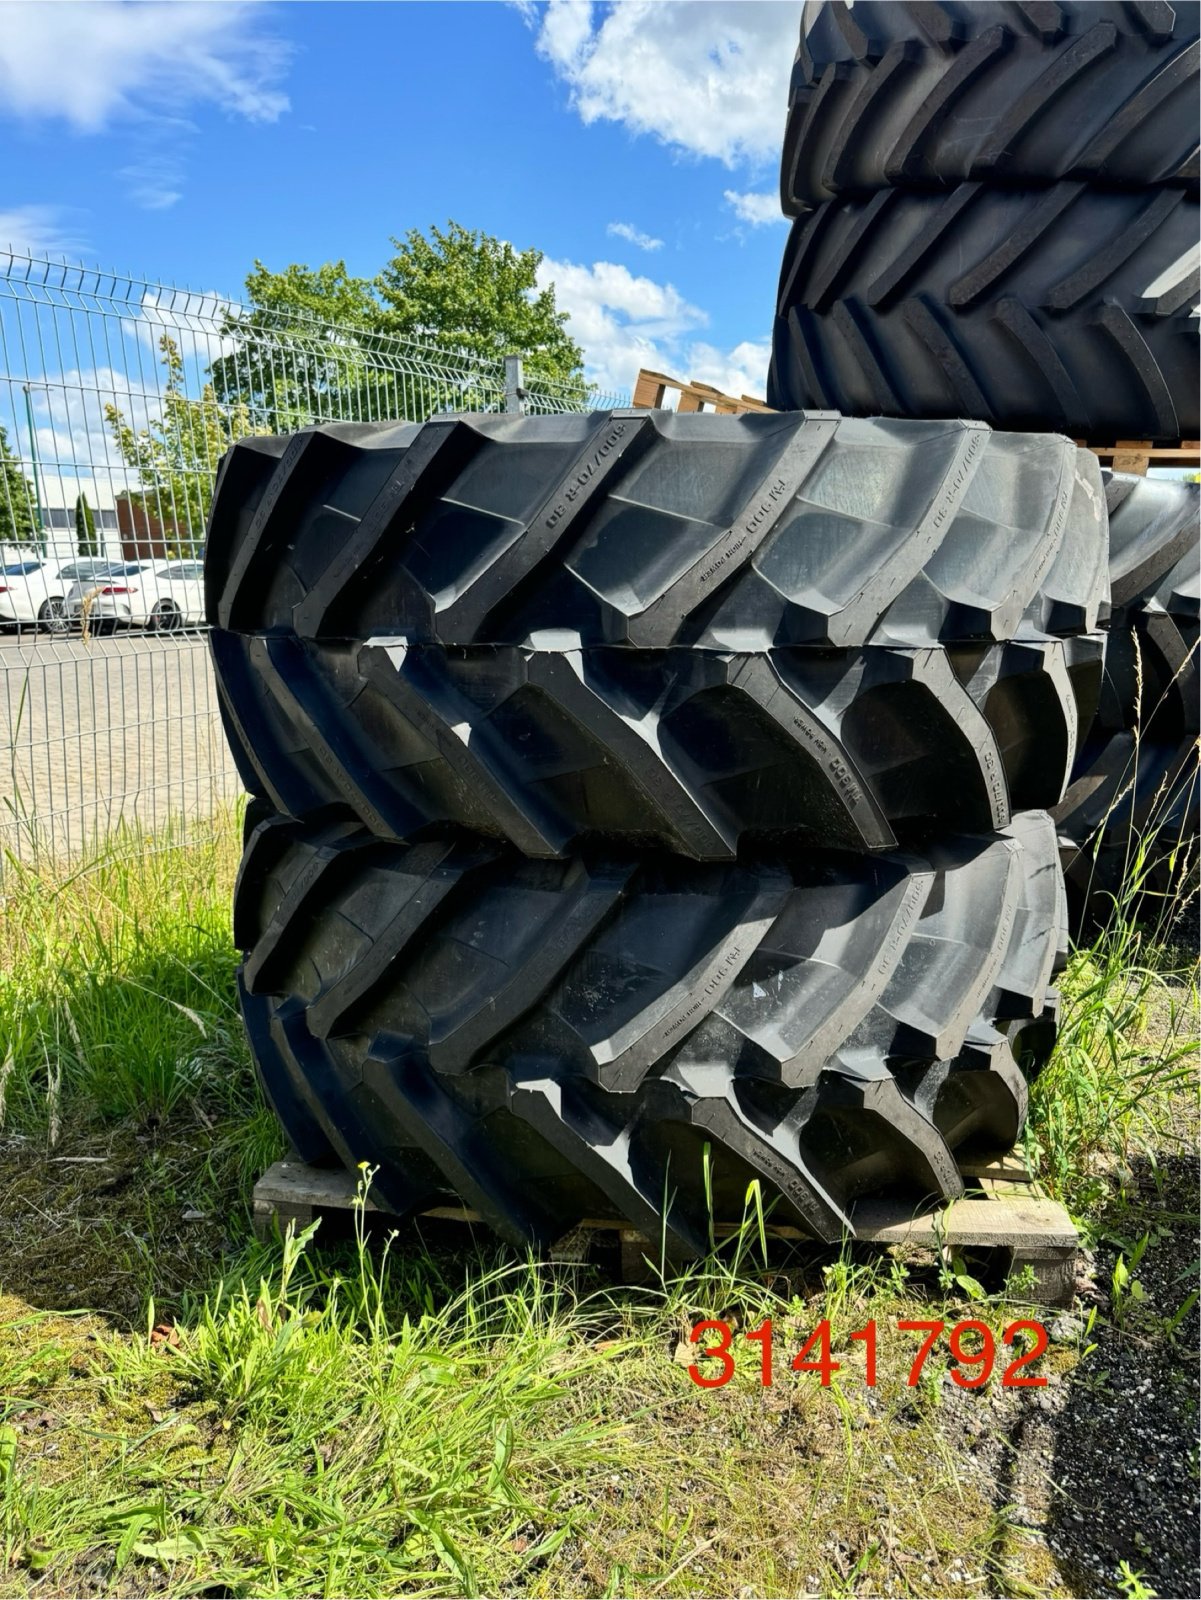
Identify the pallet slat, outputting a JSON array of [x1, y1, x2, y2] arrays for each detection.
[[1078, 439, 1201, 474], [631, 367, 773, 416], [252, 1157, 1080, 1308]]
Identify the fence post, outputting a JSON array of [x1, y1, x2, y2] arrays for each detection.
[[504, 354, 525, 415]]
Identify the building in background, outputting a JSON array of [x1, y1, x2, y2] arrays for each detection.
[[25, 472, 124, 563]]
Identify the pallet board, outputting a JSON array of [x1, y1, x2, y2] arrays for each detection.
[[1079, 440, 1201, 475], [631, 367, 772, 415], [252, 1155, 1080, 1308]]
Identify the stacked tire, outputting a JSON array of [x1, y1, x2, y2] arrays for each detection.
[[1054, 470, 1199, 928], [208, 407, 1093, 1254], [770, 1, 1200, 440], [771, 0, 1200, 936]]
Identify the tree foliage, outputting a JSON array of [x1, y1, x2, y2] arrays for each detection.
[[74, 492, 100, 558], [377, 223, 583, 384], [208, 221, 587, 428], [105, 336, 257, 556], [0, 424, 38, 548], [239, 259, 379, 331], [208, 261, 391, 433]]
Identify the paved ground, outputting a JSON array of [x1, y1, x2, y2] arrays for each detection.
[[0, 628, 242, 864]]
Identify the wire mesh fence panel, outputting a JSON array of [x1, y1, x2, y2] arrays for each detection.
[[0, 251, 628, 875]]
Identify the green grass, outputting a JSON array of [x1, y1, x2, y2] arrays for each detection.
[[0, 808, 1196, 1597], [1, 816, 250, 1125], [0, 1207, 1024, 1600], [1025, 922, 1198, 1215], [1023, 733, 1199, 1218]]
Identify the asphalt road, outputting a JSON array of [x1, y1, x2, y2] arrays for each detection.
[[0, 627, 243, 864]]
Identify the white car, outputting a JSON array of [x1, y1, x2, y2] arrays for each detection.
[[64, 558, 206, 632], [0, 555, 117, 633]]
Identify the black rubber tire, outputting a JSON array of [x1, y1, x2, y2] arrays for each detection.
[[1054, 733, 1198, 932], [242, 792, 277, 851], [782, 2, 1201, 212], [1098, 470, 1199, 735], [37, 597, 68, 635], [234, 808, 1065, 1253], [767, 185, 1199, 440], [211, 629, 1105, 859], [204, 410, 1109, 647], [1055, 472, 1199, 932]]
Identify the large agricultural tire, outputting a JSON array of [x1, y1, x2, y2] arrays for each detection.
[[1055, 473, 1199, 932], [767, 185, 1199, 440], [204, 410, 1109, 647], [1098, 470, 1199, 735], [782, 2, 1201, 212], [1054, 733, 1198, 931], [234, 807, 1066, 1254], [211, 629, 1104, 859]]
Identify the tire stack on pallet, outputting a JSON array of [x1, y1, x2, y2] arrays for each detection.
[[771, 0, 1200, 934], [208, 413, 1096, 1257], [204, 1, 1197, 1260]]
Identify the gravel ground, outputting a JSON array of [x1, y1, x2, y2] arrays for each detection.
[[1041, 1149, 1199, 1598], [947, 1082, 1200, 1599]]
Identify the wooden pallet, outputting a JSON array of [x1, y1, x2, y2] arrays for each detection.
[[252, 1153, 1079, 1308], [631, 368, 772, 416], [1076, 439, 1200, 476]]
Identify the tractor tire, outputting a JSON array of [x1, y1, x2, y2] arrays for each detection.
[[1098, 470, 1198, 735], [1055, 473, 1199, 932], [234, 807, 1065, 1253], [211, 629, 1105, 859], [782, 2, 1201, 212], [767, 185, 1199, 441], [204, 410, 1109, 647], [1054, 733, 1198, 932]]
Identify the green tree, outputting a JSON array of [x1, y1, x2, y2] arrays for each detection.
[[209, 222, 587, 427], [105, 335, 257, 556], [0, 424, 38, 547], [239, 258, 379, 330], [208, 260, 386, 432], [377, 222, 584, 386], [74, 491, 99, 557]]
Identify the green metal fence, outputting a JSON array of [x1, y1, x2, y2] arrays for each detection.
[[0, 251, 628, 868]]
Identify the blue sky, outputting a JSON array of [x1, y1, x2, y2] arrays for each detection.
[[1, 0, 800, 400]]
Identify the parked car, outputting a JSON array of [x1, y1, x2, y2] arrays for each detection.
[[64, 559, 206, 632], [0, 556, 117, 633]]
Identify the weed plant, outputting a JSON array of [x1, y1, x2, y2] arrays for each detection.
[[1024, 650, 1199, 1211]]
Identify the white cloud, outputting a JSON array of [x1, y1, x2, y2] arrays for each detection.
[[606, 221, 664, 252], [119, 157, 185, 211], [136, 287, 239, 344], [0, 1, 293, 130], [538, 256, 704, 392], [724, 189, 785, 227], [537, 255, 769, 401], [0, 206, 87, 258], [544, 258, 705, 337], [21, 365, 156, 493], [685, 339, 771, 404], [532, 0, 795, 166]]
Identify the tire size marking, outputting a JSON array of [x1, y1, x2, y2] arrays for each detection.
[[686, 1318, 1048, 1389], [544, 420, 631, 532]]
